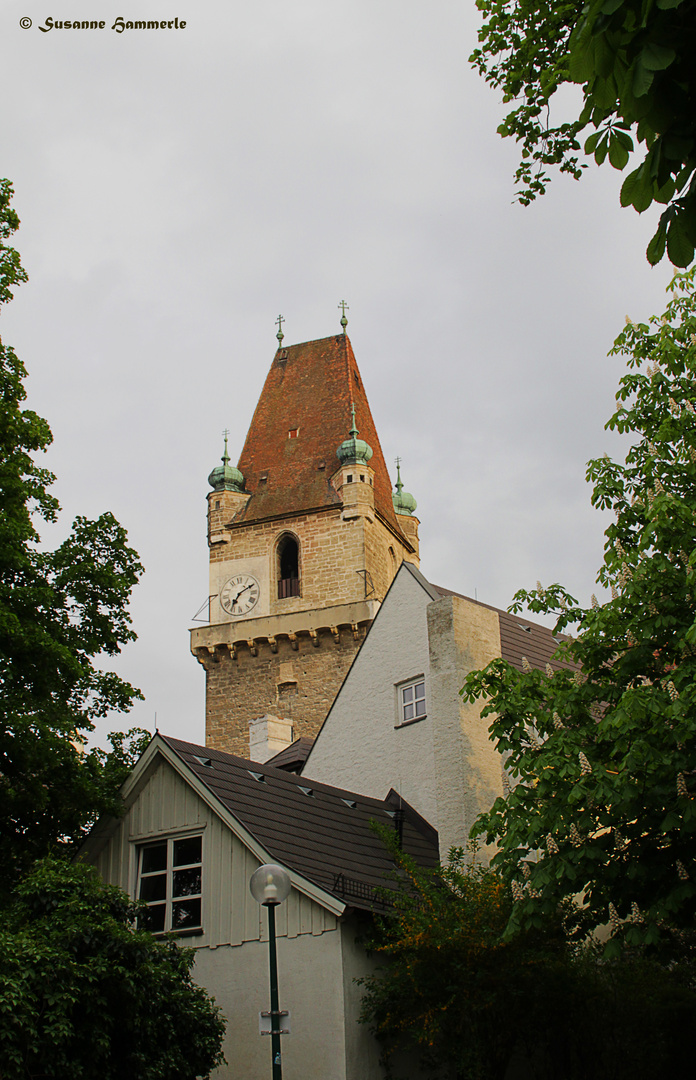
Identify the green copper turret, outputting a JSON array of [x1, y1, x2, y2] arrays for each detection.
[[208, 431, 245, 492], [392, 458, 417, 515], [336, 404, 373, 467]]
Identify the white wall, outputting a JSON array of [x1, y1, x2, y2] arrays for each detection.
[[304, 564, 439, 826], [196, 928, 348, 1080]]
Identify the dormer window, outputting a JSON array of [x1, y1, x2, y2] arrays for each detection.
[[288, 428, 299, 439]]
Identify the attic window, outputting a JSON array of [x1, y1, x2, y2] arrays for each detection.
[[354, 370, 361, 387], [193, 756, 213, 768], [341, 798, 357, 809], [288, 428, 299, 439], [318, 460, 326, 470], [259, 473, 268, 483], [136, 835, 203, 935], [518, 625, 532, 633], [248, 771, 266, 783], [299, 786, 314, 797]]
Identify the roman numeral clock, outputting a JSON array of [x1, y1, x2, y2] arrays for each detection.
[[219, 574, 260, 617]]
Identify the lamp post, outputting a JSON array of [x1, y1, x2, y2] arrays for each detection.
[[250, 863, 291, 1080]]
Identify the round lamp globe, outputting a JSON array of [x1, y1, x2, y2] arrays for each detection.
[[250, 863, 292, 907]]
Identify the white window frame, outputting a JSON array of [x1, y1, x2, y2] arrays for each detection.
[[136, 833, 203, 936], [395, 676, 427, 727]]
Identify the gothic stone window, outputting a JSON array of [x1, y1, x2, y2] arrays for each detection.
[[396, 677, 426, 727], [277, 533, 300, 599], [136, 834, 203, 934]]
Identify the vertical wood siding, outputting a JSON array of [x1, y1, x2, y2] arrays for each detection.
[[92, 758, 337, 948]]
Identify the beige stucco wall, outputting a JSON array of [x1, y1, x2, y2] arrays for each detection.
[[427, 594, 502, 854]]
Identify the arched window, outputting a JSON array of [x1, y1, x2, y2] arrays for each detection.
[[277, 534, 300, 598]]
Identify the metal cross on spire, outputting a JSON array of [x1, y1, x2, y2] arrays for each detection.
[[338, 300, 349, 334], [222, 428, 230, 464], [275, 314, 285, 346], [394, 456, 403, 494]]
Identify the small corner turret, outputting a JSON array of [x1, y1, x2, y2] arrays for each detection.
[[207, 431, 250, 546], [333, 403, 376, 520], [392, 458, 420, 561]]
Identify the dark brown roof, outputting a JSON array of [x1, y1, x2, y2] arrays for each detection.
[[233, 335, 407, 540], [162, 735, 438, 910], [430, 582, 577, 675], [266, 737, 314, 772]]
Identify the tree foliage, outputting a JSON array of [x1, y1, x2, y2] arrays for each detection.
[[360, 831, 696, 1080], [463, 270, 696, 954], [0, 858, 226, 1080], [471, 0, 696, 266], [0, 180, 146, 883]]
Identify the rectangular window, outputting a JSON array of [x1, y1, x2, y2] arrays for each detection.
[[397, 678, 426, 726], [136, 834, 203, 934]]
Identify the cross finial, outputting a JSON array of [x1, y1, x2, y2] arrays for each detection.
[[394, 456, 403, 494], [338, 300, 349, 334], [222, 429, 230, 465], [275, 314, 285, 346], [349, 402, 359, 438]]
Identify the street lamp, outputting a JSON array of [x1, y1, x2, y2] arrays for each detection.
[[250, 863, 291, 1080]]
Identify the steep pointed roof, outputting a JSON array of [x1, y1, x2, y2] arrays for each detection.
[[232, 334, 407, 539]]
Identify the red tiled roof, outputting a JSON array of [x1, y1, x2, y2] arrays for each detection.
[[233, 335, 407, 540]]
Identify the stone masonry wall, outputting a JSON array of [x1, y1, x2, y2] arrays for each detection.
[[204, 626, 367, 757]]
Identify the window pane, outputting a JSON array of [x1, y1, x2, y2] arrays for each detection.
[[139, 873, 167, 902], [140, 903, 166, 933], [141, 842, 167, 874], [414, 681, 425, 699], [173, 867, 202, 898], [403, 702, 414, 721], [402, 686, 413, 705], [415, 698, 426, 717], [173, 836, 202, 867], [172, 898, 202, 930]]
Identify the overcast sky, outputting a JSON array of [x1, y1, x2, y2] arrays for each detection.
[[2, 0, 674, 747]]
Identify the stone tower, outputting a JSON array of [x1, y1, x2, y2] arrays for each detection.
[[190, 331, 421, 757]]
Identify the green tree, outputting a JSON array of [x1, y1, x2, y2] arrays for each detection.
[[463, 270, 696, 954], [0, 858, 226, 1080], [0, 179, 146, 883], [471, 0, 696, 266], [359, 832, 696, 1080]]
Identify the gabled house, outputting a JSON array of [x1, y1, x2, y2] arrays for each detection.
[[303, 561, 574, 856], [80, 732, 438, 1080]]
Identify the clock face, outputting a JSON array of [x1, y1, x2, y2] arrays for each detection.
[[220, 573, 261, 617]]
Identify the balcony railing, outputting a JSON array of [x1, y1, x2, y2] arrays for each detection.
[[278, 577, 300, 599]]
